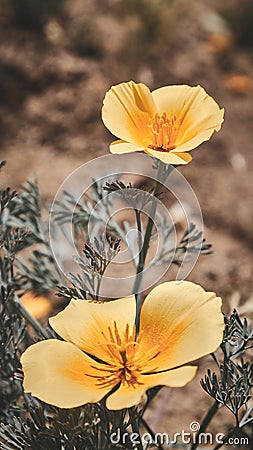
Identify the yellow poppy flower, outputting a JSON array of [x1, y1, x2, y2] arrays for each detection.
[[102, 81, 224, 165], [21, 281, 224, 410]]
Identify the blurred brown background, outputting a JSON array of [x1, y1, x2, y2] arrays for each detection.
[[0, 0, 252, 436]]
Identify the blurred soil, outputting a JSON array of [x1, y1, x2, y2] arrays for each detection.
[[0, 0, 252, 442]]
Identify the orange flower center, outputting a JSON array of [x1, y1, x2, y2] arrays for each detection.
[[88, 322, 144, 390], [148, 112, 180, 152]]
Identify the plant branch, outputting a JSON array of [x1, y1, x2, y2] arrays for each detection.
[[129, 407, 143, 450], [190, 400, 220, 450], [140, 416, 164, 450], [133, 161, 173, 331]]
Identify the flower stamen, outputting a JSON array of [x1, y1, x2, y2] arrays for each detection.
[[148, 112, 180, 152], [85, 323, 143, 390]]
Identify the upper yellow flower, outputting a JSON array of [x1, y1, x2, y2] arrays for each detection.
[[21, 281, 224, 410], [102, 81, 224, 165]]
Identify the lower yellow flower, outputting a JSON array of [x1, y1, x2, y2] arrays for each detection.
[[102, 81, 224, 165], [21, 281, 224, 410]]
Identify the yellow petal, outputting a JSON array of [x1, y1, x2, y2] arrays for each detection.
[[109, 140, 192, 164], [106, 366, 197, 410], [152, 85, 224, 151], [109, 139, 143, 154], [21, 340, 111, 408], [174, 108, 224, 151], [152, 85, 202, 117], [102, 81, 156, 146], [137, 281, 224, 372], [49, 297, 136, 364], [144, 148, 192, 165]]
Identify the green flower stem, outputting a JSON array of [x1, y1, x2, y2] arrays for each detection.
[[95, 275, 102, 301], [140, 416, 165, 450], [190, 400, 220, 450], [133, 160, 173, 331], [129, 407, 143, 450], [142, 386, 162, 414], [134, 208, 143, 260], [211, 352, 220, 367]]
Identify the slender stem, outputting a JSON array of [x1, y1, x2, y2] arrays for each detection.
[[140, 417, 165, 450], [132, 162, 163, 293], [211, 352, 220, 367], [110, 218, 138, 267], [95, 275, 102, 301], [190, 400, 220, 450], [134, 208, 143, 258], [142, 386, 162, 414], [129, 407, 143, 450], [133, 161, 172, 330]]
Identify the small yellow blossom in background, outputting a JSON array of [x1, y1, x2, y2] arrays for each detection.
[[102, 81, 224, 165], [21, 281, 224, 410], [20, 292, 52, 320]]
